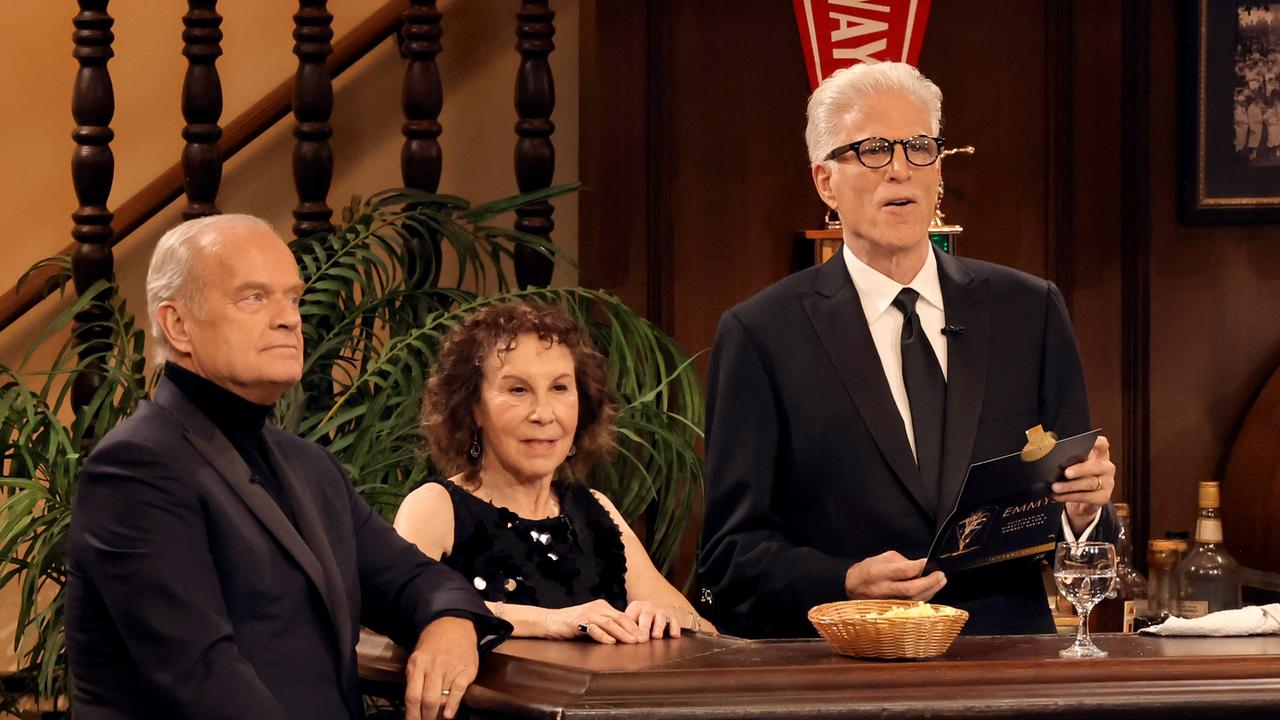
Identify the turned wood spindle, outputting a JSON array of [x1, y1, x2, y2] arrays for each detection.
[[399, 0, 445, 290], [401, 0, 443, 193], [181, 0, 224, 219], [513, 1, 557, 288], [70, 0, 117, 419], [292, 0, 335, 238]]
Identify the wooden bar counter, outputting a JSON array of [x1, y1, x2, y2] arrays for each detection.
[[359, 630, 1280, 719]]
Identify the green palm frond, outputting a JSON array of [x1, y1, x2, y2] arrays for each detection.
[[0, 269, 149, 705]]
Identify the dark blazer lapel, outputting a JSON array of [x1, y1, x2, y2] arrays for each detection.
[[934, 249, 991, 529], [151, 379, 335, 638], [800, 255, 935, 518], [262, 431, 354, 671]]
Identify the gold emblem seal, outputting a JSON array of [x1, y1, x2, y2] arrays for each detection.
[[1020, 424, 1057, 462]]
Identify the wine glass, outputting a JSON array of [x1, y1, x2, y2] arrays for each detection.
[[1054, 541, 1117, 659]]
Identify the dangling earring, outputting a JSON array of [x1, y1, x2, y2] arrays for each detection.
[[469, 433, 482, 459], [567, 444, 576, 457]]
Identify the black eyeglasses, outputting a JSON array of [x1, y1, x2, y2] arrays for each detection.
[[824, 135, 945, 168]]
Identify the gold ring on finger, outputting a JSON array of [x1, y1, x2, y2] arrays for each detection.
[[1093, 477, 1103, 492]]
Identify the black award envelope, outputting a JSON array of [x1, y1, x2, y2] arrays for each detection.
[[924, 428, 1102, 575]]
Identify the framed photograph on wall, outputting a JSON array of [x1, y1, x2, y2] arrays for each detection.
[[1182, 0, 1280, 224]]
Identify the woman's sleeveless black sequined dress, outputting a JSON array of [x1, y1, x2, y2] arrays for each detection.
[[428, 478, 629, 610]]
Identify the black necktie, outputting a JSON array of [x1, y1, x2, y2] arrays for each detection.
[[892, 288, 945, 507]]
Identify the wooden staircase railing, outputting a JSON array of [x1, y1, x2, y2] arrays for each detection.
[[0, 0, 561, 340]]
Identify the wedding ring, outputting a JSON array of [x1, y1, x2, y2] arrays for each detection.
[[577, 622, 592, 634], [441, 689, 451, 697], [1092, 477, 1103, 491]]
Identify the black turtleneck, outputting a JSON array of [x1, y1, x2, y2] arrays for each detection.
[[164, 362, 298, 527]]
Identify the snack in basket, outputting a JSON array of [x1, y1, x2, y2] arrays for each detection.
[[867, 601, 959, 619]]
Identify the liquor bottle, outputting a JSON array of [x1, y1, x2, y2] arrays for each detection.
[[1137, 538, 1181, 629], [1177, 481, 1241, 617], [1090, 503, 1148, 632]]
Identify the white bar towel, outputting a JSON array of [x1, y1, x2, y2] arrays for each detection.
[[1139, 603, 1280, 636]]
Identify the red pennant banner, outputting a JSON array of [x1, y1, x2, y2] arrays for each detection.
[[792, 0, 934, 90]]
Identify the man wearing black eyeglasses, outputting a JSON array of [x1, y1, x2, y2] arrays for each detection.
[[699, 62, 1117, 638]]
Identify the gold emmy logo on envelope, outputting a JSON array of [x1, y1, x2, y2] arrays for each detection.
[[938, 505, 996, 559]]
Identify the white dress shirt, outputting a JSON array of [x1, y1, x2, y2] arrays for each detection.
[[841, 243, 1098, 541], [842, 244, 946, 461]]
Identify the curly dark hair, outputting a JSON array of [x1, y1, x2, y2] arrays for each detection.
[[421, 301, 616, 481]]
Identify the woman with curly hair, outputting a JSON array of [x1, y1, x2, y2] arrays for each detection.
[[394, 301, 713, 644]]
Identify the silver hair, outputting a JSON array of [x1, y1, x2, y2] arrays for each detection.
[[804, 61, 943, 165], [146, 213, 275, 364]]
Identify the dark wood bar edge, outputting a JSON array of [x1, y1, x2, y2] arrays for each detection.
[[358, 629, 1280, 719]]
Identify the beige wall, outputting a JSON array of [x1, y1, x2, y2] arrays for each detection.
[[0, 0, 578, 672]]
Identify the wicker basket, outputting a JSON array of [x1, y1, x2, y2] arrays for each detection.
[[807, 600, 968, 659]]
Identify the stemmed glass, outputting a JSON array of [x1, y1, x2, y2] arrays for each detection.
[[1053, 541, 1117, 659]]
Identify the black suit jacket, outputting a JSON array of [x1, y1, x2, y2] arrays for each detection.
[[698, 248, 1115, 638], [67, 377, 510, 719]]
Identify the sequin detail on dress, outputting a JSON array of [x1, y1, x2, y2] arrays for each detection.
[[429, 478, 629, 611]]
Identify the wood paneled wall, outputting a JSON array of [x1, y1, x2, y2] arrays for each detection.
[[580, 0, 1280, 575], [580, 0, 820, 344], [1147, 5, 1280, 556]]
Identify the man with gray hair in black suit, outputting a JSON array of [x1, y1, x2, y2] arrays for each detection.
[[66, 214, 509, 720], [699, 62, 1118, 638]]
